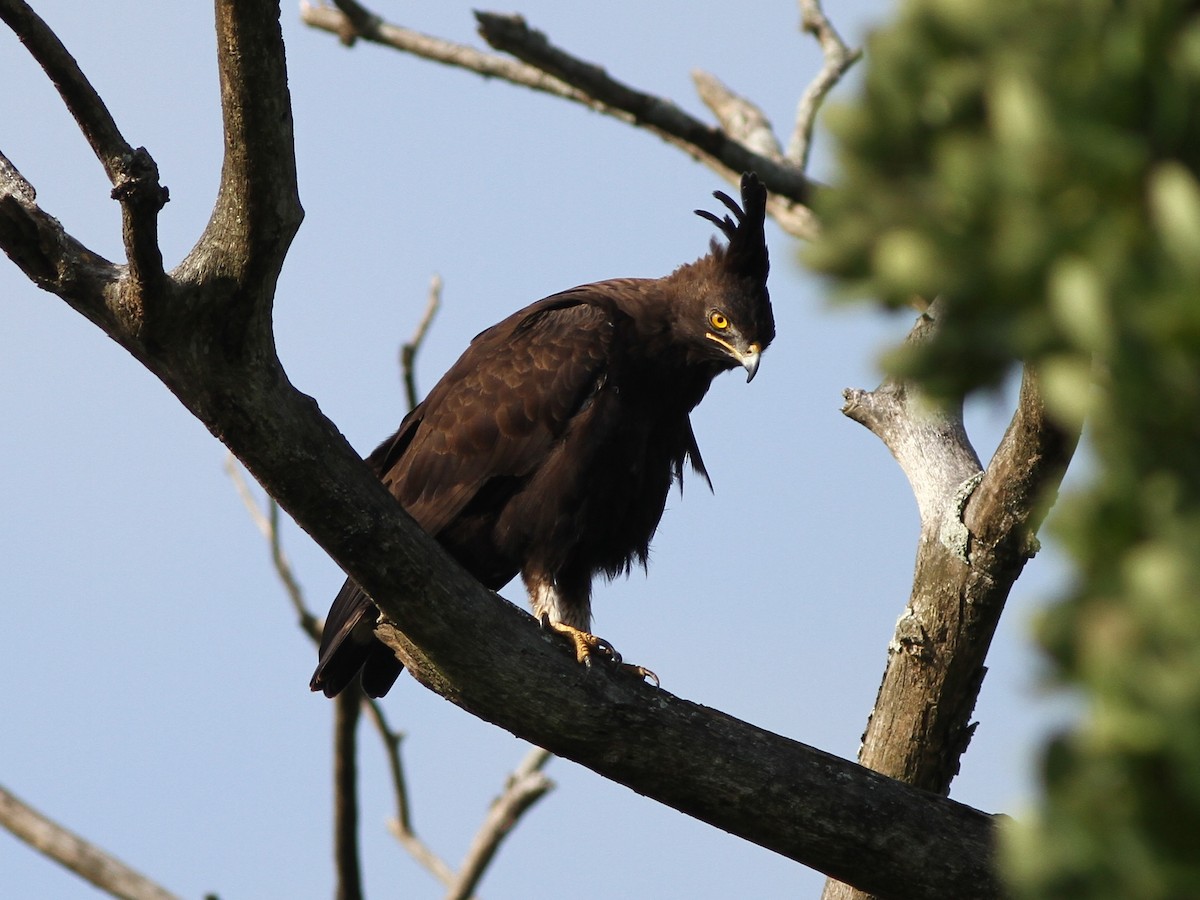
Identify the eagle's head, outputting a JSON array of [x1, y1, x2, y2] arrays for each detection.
[[681, 172, 775, 381]]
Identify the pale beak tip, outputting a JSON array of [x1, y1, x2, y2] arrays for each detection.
[[742, 351, 761, 382]]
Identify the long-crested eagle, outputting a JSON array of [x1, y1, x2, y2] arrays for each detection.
[[311, 172, 774, 698]]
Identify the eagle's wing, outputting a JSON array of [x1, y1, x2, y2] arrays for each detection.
[[311, 289, 624, 697], [371, 290, 622, 536]]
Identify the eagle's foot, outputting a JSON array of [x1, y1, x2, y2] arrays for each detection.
[[618, 662, 660, 688], [540, 615, 659, 686]]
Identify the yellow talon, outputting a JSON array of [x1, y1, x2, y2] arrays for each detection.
[[540, 616, 659, 686]]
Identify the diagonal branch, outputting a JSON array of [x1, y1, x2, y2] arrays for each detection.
[[447, 747, 554, 900], [231, 434, 551, 900], [0, 1, 131, 179], [474, 12, 814, 207], [302, 0, 583, 97], [300, 2, 821, 238], [0, 784, 181, 900], [692, 70, 784, 161], [225, 454, 320, 639]]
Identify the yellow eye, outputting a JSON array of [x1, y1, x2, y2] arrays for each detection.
[[709, 311, 729, 330]]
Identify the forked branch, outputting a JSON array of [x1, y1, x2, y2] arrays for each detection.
[[790, 0, 862, 169], [824, 306, 1079, 900], [300, 2, 836, 238]]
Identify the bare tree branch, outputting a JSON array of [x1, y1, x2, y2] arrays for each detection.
[[0, 784, 181, 900], [172, 0, 302, 306], [473, 12, 814, 205], [301, 0, 584, 95], [300, 2, 822, 238], [842, 303, 984, 526], [447, 748, 554, 900], [334, 689, 365, 900], [789, 0, 862, 170], [0, 0, 167, 318], [226, 455, 320, 640], [0, 2, 130, 178], [823, 307, 1079, 900], [691, 70, 784, 161], [400, 274, 442, 412], [0, 149, 120, 330]]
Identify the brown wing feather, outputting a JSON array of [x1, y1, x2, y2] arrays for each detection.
[[375, 290, 621, 538]]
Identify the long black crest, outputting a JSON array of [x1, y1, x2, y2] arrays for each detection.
[[694, 172, 769, 283]]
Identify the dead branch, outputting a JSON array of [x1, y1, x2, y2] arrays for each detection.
[[474, 12, 811, 200], [447, 747, 554, 900], [334, 689, 365, 900], [0, 0, 167, 307], [0, 784, 181, 900], [301, 0, 586, 95], [225, 455, 320, 640], [823, 305, 1079, 900], [300, 2, 821, 238], [789, 0, 862, 170], [400, 274, 442, 412], [692, 70, 784, 161], [226, 464, 464, 889]]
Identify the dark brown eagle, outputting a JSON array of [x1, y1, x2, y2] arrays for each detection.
[[311, 172, 773, 698]]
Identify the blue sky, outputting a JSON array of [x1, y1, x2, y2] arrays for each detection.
[[1, 2, 1077, 897]]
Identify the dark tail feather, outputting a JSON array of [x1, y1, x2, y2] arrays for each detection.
[[359, 641, 405, 698], [310, 578, 404, 698]]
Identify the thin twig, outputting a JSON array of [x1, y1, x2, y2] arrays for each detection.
[[788, 0, 862, 170], [447, 748, 554, 900], [400, 274, 442, 412], [357, 697, 461, 889], [302, 1, 588, 98], [229, 453, 378, 897], [0, 784, 181, 900], [224, 454, 320, 640], [385, 809, 459, 890]]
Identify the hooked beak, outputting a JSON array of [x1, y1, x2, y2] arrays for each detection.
[[705, 334, 763, 382], [739, 344, 762, 382]]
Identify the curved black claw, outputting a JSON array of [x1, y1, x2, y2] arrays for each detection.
[[540, 615, 658, 686], [619, 663, 660, 688]]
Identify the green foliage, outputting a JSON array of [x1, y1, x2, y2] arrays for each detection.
[[810, 0, 1200, 896]]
